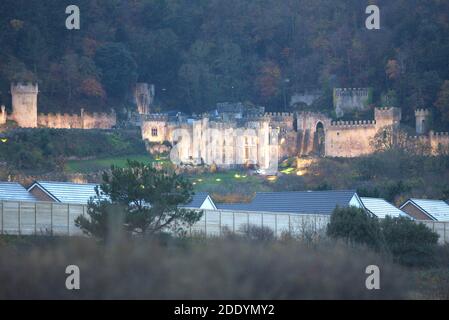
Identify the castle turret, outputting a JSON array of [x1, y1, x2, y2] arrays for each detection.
[[415, 109, 431, 135], [135, 83, 155, 115], [0, 105, 6, 125], [11, 82, 38, 128]]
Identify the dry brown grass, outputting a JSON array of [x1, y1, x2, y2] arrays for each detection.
[[0, 235, 414, 299]]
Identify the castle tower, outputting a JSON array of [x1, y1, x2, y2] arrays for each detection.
[[0, 105, 6, 125], [135, 83, 155, 115], [415, 109, 431, 135], [333, 87, 372, 118], [11, 82, 39, 128], [374, 107, 401, 129]]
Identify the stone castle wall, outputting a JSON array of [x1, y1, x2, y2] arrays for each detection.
[[325, 107, 401, 158], [5, 82, 116, 130], [37, 113, 82, 129], [265, 112, 295, 130], [79, 110, 116, 129], [430, 132, 449, 155], [325, 120, 377, 157], [37, 109, 116, 129], [142, 115, 277, 170], [141, 114, 169, 143], [294, 107, 401, 158], [296, 112, 332, 156]]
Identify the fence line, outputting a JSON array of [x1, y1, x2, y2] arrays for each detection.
[[0, 200, 448, 244], [0, 200, 85, 236], [190, 209, 331, 239]]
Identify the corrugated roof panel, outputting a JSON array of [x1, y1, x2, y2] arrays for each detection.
[[34, 181, 99, 204], [0, 182, 37, 202], [216, 190, 358, 215], [360, 197, 407, 219], [410, 199, 449, 222]]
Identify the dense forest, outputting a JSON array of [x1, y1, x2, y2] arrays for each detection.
[[0, 0, 449, 128]]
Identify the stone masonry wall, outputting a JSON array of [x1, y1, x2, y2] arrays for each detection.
[[333, 88, 372, 118], [37, 109, 116, 129], [325, 121, 377, 157]]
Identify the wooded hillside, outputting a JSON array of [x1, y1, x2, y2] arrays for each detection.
[[0, 0, 449, 128]]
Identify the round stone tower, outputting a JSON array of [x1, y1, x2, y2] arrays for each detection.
[[11, 82, 39, 128], [415, 109, 431, 135]]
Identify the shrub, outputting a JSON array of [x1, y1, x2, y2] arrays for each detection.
[[0, 237, 409, 299], [381, 216, 439, 267], [240, 224, 275, 242], [326, 206, 385, 251]]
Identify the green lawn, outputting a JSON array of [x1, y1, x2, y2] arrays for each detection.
[[65, 154, 167, 173], [186, 170, 271, 195], [65, 156, 284, 195]]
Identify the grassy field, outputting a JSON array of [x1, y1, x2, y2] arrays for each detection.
[[186, 170, 272, 198], [64, 154, 167, 173]]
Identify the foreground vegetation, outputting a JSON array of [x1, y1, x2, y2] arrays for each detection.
[[0, 234, 412, 299], [0, 231, 448, 300]]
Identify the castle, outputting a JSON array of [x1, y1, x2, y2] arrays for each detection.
[[141, 89, 449, 171], [141, 104, 406, 170], [0, 83, 116, 129], [2, 83, 448, 171]]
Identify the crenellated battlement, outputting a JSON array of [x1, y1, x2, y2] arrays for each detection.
[[408, 135, 430, 140], [37, 109, 116, 129], [374, 107, 402, 124], [10, 82, 39, 94], [334, 88, 369, 96], [415, 108, 431, 116], [330, 120, 376, 128], [143, 113, 169, 122], [375, 106, 396, 112], [431, 131, 449, 137], [265, 112, 294, 117], [244, 114, 270, 122]]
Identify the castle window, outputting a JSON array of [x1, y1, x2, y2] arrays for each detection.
[[151, 128, 158, 137]]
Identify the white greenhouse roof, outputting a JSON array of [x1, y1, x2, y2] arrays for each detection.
[[0, 182, 37, 202], [29, 181, 99, 204], [405, 199, 449, 222], [360, 197, 407, 219]]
